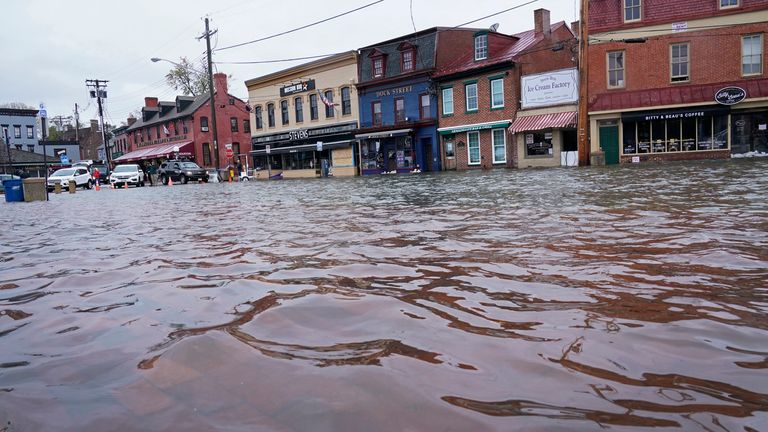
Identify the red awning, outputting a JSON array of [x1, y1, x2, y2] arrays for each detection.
[[509, 112, 577, 133], [113, 141, 193, 163]]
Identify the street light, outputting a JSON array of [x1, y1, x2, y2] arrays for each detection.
[[150, 57, 220, 172]]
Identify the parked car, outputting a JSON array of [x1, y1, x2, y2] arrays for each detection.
[[0, 174, 21, 194], [47, 167, 92, 191], [90, 164, 111, 182], [110, 164, 145, 188], [158, 160, 208, 184]]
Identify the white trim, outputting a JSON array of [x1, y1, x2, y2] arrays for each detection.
[[466, 83, 478, 111], [491, 78, 505, 109], [442, 87, 454, 115], [491, 128, 506, 164], [741, 33, 763, 77], [467, 131, 481, 165], [623, 0, 641, 23], [719, 0, 739, 9]]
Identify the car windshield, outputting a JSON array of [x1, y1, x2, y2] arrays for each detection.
[[113, 165, 138, 173], [52, 169, 76, 176], [181, 162, 200, 169]]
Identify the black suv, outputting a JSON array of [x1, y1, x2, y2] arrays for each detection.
[[158, 160, 209, 184]]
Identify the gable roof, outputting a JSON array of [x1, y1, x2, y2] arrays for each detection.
[[125, 95, 208, 133]]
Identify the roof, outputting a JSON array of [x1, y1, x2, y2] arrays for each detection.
[[589, 78, 768, 112], [125, 96, 208, 133], [358, 26, 475, 51], [0, 108, 38, 117], [434, 22, 569, 78], [244, 51, 357, 88]]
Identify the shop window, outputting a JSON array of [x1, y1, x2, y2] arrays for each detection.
[[287, 151, 315, 170], [474, 33, 488, 61], [713, 116, 728, 149], [26, 125, 34, 139], [244, 119, 251, 133], [361, 140, 383, 171], [295, 97, 304, 123], [651, 120, 666, 152], [742, 34, 763, 76], [397, 136, 414, 169], [255, 106, 263, 129], [624, 0, 641, 22], [442, 87, 454, 115], [445, 137, 455, 158], [697, 117, 713, 150], [372, 101, 382, 126], [720, 0, 738, 8], [492, 128, 506, 163], [623, 121, 637, 153], [670, 43, 689, 82], [624, 114, 729, 154], [200, 116, 209, 132], [525, 131, 553, 157], [681, 118, 697, 151], [309, 94, 319, 120], [341, 87, 352, 115], [267, 103, 275, 127], [394, 97, 405, 123], [667, 119, 682, 152], [465, 82, 478, 111], [491, 79, 504, 108], [231, 117, 239, 132], [281, 100, 289, 125], [324, 90, 335, 118], [402, 50, 414, 72], [467, 131, 481, 165], [420, 94, 431, 119], [608, 51, 625, 88], [203, 143, 211, 166]]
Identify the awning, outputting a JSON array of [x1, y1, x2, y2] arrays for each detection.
[[252, 140, 353, 156], [355, 129, 412, 140], [113, 141, 193, 163], [438, 120, 510, 135], [509, 112, 577, 133]]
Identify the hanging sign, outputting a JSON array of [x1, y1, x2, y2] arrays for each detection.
[[715, 87, 746, 106]]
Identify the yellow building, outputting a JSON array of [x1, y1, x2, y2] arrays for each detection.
[[245, 51, 360, 179]]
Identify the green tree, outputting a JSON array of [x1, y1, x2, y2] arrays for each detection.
[[47, 126, 62, 140], [165, 57, 210, 97]]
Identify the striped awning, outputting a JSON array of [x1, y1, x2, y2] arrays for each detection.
[[113, 141, 193, 163], [509, 111, 577, 133]]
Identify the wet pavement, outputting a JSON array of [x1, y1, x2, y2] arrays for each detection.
[[1, 159, 767, 431]]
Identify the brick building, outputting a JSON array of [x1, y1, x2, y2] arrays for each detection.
[[434, 9, 578, 170], [587, 0, 768, 164], [59, 119, 101, 161], [115, 73, 251, 169]]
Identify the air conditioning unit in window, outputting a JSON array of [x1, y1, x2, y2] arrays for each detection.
[[201, 127, 209, 132]]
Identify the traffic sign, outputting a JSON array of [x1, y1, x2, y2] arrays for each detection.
[[39, 109, 47, 119], [60, 155, 70, 165], [225, 148, 234, 158]]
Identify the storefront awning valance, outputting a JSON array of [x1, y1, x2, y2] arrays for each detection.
[[509, 112, 577, 133], [438, 120, 511, 135], [251, 140, 353, 156], [355, 129, 412, 140], [113, 141, 193, 163]]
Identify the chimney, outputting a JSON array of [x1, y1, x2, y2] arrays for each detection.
[[127, 116, 137, 126], [144, 97, 159, 108], [90, 119, 99, 131], [213, 73, 228, 95], [571, 20, 580, 38], [534, 8, 551, 36]]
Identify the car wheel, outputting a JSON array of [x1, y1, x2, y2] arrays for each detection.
[[85, 180, 92, 189], [161, 175, 168, 185], [140, 180, 145, 187], [242, 177, 249, 181], [180, 174, 188, 184]]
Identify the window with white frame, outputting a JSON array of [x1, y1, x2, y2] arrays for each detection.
[[465, 83, 478, 111], [624, 0, 641, 22], [373, 58, 384, 78], [490, 78, 504, 108], [608, 51, 625, 88], [13, 125, 21, 139], [467, 131, 480, 165], [442, 87, 454, 115], [26, 125, 34, 139], [492, 128, 506, 163], [671, 43, 689, 82], [742, 34, 763, 76], [474, 34, 488, 61], [720, 0, 738, 8]]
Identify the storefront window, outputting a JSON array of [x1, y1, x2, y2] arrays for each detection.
[[623, 114, 730, 154], [651, 120, 666, 152], [396, 136, 413, 169], [637, 121, 651, 153], [697, 117, 713, 150], [623, 121, 637, 153], [467, 131, 480, 164], [361, 140, 383, 170], [713, 116, 728, 149], [525, 131, 553, 157], [287, 151, 315, 170]]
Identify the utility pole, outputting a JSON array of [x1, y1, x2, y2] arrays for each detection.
[[41, 105, 49, 201], [577, 0, 590, 166], [74, 103, 80, 144], [86, 79, 110, 166], [200, 17, 220, 172]]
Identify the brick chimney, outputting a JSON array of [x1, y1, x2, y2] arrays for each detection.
[[571, 20, 580, 38], [213, 73, 228, 95], [534, 8, 551, 36], [127, 116, 137, 126], [90, 119, 99, 131], [144, 97, 159, 108]]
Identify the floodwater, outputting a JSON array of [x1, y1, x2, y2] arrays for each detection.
[[1, 159, 767, 431]]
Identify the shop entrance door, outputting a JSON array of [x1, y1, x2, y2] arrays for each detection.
[[384, 141, 397, 172], [599, 124, 620, 165], [421, 138, 433, 171]]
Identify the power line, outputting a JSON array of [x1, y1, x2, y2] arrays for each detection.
[[215, 52, 349, 65], [215, 0, 384, 51], [453, 0, 539, 28], [410, 0, 418, 33]]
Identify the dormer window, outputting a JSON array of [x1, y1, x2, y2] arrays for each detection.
[[624, 0, 641, 22], [373, 58, 384, 78], [402, 50, 414, 72], [398, 42, 417, 73], [474, 33, 488, 61]]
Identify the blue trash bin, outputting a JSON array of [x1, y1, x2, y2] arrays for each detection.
[[3, 179, 24, 203]]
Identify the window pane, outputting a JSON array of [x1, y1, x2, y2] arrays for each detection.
[[697, 117, 713, 150], [651, 120, 666, 152], [713, 115, 728, 149], [341, 87, 351, 115], [667, 119, 681, 151], [492, 129, 506, 162], [466, 83, 478, 111], [637, 121, 651, 153], [442, 88, 453, 115], [281, 100, 289, 125], [491, 79, 504, 108], [295, 97, 303, 123], [474, 34, 488, 60], [623, 121, 637, 154], [682, 117, 697, 151], [468, 132, 480, 164]]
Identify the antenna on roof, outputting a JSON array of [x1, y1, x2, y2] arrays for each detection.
[[489, 23, 499, 32]]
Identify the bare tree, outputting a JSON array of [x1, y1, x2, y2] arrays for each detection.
[[0, 102, 36, 109]]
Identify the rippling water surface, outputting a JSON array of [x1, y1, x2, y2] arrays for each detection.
[[1, 159, 767, 431]]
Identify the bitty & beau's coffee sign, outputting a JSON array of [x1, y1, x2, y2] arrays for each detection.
[[715, 87, 746, 106]]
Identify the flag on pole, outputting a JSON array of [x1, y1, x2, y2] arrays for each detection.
[[163, 125, 170, 136], [318, 90, 337, 108]]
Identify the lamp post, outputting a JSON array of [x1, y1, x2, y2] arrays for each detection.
[[151, 53, 219, 174]]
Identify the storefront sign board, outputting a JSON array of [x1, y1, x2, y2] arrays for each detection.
[[715, 87, 746, 106], [521, 68, 578, 109]]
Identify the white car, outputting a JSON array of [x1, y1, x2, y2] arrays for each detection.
[[110, 164, 145, 188], [47, 167, 93, 191]]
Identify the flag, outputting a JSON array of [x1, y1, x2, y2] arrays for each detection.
[[163, 125, 170, 136], [318, 90, 337, 108]]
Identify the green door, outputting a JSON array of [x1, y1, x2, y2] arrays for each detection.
[[599, 125, 620, 165]]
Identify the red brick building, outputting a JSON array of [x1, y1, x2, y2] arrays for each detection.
[[434, 9, 578, 170], [116, 73, 251, 169], [587, 0, 768, 164]]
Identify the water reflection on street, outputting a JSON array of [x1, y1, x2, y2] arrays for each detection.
[[1, 159, 767, 431]]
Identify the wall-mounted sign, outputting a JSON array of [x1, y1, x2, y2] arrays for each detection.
[[672, 22, 687, 32], [253, 122, 358, 144], [280, 79, 316, 97], [289, 129, 309, 140], [622, 106, 730, 122], [715, 87, 746, 106], [375, 85, 413, 98], [521, 68, 578, 109]]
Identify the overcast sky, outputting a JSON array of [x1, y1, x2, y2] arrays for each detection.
[[1, 0, 576, 126]]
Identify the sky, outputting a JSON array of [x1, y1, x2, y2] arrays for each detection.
[[1, 0, 576, 127]]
